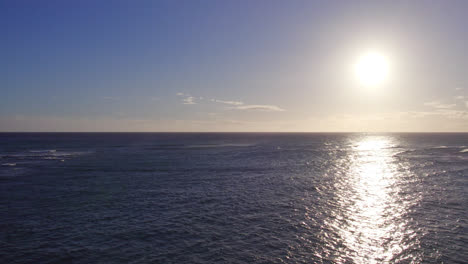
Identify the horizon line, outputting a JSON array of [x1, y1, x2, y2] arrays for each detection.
[[1, 131, 468, 134]]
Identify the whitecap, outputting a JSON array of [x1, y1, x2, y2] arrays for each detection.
[[1, 163, 16, 166], [459, 149, 468, 153]]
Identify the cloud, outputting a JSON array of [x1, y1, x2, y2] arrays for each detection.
[[406, 109, 468, 120], [211, 99, 244, 105], [424, 101, 456, 109], [452, 96, 468, 108], [182, 96, 196, 105], [408, 97, 468, 120], [176, 92, 197, 105], [434, 109, 468, 119], [209, 97, 285, 111], [176, 93, 284, 111], [234, 104, 285, 112]]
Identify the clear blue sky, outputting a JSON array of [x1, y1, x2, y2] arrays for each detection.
[[2, 0, 468, 131]]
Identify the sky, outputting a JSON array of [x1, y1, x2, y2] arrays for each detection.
[[1, 0, 468, 132]]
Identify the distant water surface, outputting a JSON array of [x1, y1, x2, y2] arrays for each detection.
[[1, 133, 467, 263]]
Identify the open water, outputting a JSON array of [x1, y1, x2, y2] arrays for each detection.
[[1, 133, 467, 263]]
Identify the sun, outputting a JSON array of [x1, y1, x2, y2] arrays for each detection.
[[354, 52, 389, 86]]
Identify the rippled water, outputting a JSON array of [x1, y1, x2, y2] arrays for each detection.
[[1, 133, 467, 263]]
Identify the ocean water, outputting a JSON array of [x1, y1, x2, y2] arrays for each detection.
[[1, 133, 467, 263]]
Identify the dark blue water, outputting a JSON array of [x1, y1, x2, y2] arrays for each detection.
[[1, 133, 467, 263]]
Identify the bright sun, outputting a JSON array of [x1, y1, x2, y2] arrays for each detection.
[[355, 52, 389, 86]]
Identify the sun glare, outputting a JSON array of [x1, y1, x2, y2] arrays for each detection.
[[355, 52, 389, 87]]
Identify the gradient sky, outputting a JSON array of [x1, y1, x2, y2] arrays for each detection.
[[2, 0, 468, 132]]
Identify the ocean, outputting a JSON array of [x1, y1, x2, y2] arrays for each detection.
[[1, 133, 467, 263]]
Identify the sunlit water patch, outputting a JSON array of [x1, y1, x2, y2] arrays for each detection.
[[318, 136, 426, 263]]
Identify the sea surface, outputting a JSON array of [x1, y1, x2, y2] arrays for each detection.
[[1, 133, 467, 263]]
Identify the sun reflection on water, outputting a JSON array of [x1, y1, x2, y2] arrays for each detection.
[[325, 136, 418, 263]]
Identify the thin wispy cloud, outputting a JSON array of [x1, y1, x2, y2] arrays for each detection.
[[183, 96, 196, 105], [423, 109, 468, 119], [177, 92, 197, 105], [234, 104, 285, 112], [424, 101, 456, 109], [443, 109, 468, 119], [176, 93, 285, 111], [413, 97, 468, 119], [398, 96, 468, 121], [454, 96, 468, 108], [212, 97, 285, 111], [211, 99, 244, 106]]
